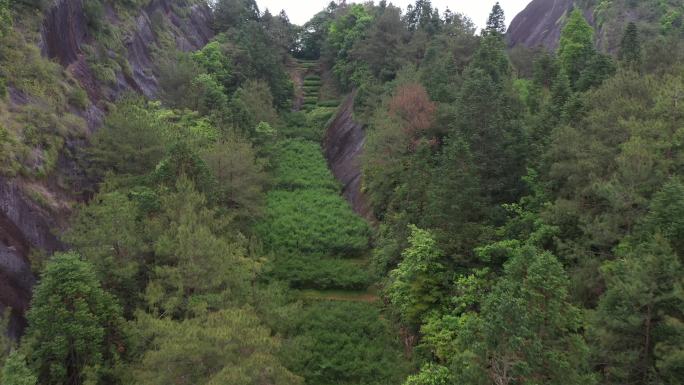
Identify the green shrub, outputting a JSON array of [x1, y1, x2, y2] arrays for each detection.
[[83, 0, 105, 31], [256, 189, 370, 256], [268, 254, 372, 290], [68, 86, 89, 109], [272, 140, 339, 190], [317, 100, 340, 108], [283, 302, 410, 385], [306, 107, 335, 131], [0, 77, 6, 99]]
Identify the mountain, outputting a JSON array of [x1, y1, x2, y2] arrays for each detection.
[[0, 0, 212, 338], [508, 0, 684, 52]]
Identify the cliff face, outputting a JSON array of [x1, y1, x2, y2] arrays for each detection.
[[506, 0, 580, 51], [507, 0, 675, 53], [0, 0, 213, 337], [506, 0, 594, 51], [323, 93, 373, 221], [42, 0, 213, 127], [0, 178, 61, 338]]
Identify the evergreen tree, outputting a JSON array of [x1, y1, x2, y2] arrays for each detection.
[[202, 134, 268, 226], [619, 22, 641, 70], [213, 0, 260, 32], [426, 136, 486, 258], [647, 178, 684, 253], [63, 189, 148, 313], [454, 62, 526, 205], [89, 97, 167, 178], [558, 9, 595, 87], [2, 351, 37, 385], [143, 177, 254, 316], [589, 235, 683, 384], [452, 243, 596, 385], [351, 5, 405, 81], [388, 225, 447, 327], [485, 2, 506, 35], [133, 309, 302, 385], [24, 252, 124, 385]]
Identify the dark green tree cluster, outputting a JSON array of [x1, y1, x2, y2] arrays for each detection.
[[6, 1, 684, 385], [349, 3, 684, 385]]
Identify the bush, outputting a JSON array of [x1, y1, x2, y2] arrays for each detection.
[[283, 302, 409, 385], [0, 77, 6, 99], [268, 254, 372, 290], [68, 86, 89, 109], [272, 140, 339, 191], [83, 0, 105, 31], [256, 189, 370, 256], [306, 107, 335, 130], [317, 100, 340, 107]]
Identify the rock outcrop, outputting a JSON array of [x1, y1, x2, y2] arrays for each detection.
[[323, 93, 373, 221], [42, 0, 213, 128], [0, 178, 62, 338], [506, 0, 599, 51], [1, 0, 214, 338]]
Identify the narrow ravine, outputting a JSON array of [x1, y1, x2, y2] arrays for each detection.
[[254, 59, 410, 385]]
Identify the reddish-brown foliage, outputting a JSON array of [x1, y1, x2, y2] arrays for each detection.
[[388, 83, 437, 137]]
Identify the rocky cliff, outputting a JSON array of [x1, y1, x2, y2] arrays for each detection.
[[507, 0, 580, 51], [42, 0, 213, 128], [0, 0, 213, 337], [323, 93, 373, 221], [507, 0, 680, 53]]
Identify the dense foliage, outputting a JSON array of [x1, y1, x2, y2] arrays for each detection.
[[4, 1, 684, 385]]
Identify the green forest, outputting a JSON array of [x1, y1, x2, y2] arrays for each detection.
[[0, 0, 683, 384]]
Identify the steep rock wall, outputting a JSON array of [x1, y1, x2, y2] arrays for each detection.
[[507, 0, 595, 51], [323, 93, 373, 221], [42, 0, 213, 127], [0, 178, 62, 338], [1, 0, 213, 337]]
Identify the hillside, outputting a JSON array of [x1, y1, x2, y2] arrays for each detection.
[[0, 0, 212, 338], [1, 1, 683, 385], [508, 0, 684, 51]]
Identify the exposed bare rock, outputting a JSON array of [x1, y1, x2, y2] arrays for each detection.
[[42, 0, 88, 66], [1, 0, 214, 339], [323, 93, 373, 221], [41, 0, 213, 128], [0, 177, 63, 338], [507, 0, 592, 51]]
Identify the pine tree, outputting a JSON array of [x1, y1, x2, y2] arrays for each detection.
[[133, 309, 302, 385], [485, 2, 506, 35], [619, 22, 641, 70], [2, 351, 37, 385], [589, 235, 683, 384], [426, 136, 486, 257], [143, 177, 254, 316], [459, 244, 596, 385], [455, 63, 526, 205], [24, 252, 124, 385], [89, 97, 167, 177], [558, 9, 595, 87], [63, 189, 147, 313]]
